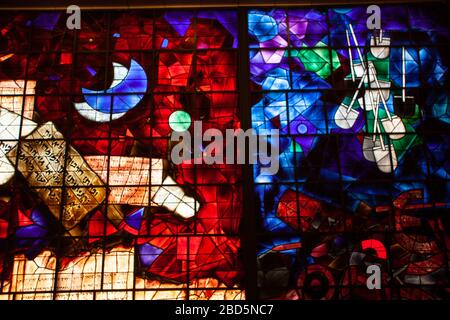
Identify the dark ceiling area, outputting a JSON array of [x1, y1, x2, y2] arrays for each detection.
[[0, 0, 448, 10]]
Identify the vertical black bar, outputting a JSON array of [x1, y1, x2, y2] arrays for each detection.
[[448, 0, 450, 26], [237, 8, 258, 300]]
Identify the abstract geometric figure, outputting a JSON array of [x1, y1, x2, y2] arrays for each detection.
[[260, 48, 286, 64], [0, 107, 37, 185], [31, 13, 61, 31], [296, 265, 336, 300], [291, 44, 341, 79], [74, 59, 147, 122], [7, 122, 107, 230], [15, 208, 49, 259], [432, 94, 450, 124], [370, 32, 391, 59], [0, 80, 36, 120], [361, 239, 387, 259], [138, 243, 163, 268], [169, 110, 192, 132], [282, 114, 317, 155], [334, 103, 360, 129], [164, 11, 194, 37], [261, 67, 290, 90], [158, 52, 193, 87], [3, 249, 242, 300], [248, 13, 278, 43], [288, 9, 328, 47], [84, 155, 199, 219]]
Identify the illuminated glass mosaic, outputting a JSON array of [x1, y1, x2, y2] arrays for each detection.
[[0, 10, 242, 300], [250, 6, 450, 299], [0, 4, 449, 300]]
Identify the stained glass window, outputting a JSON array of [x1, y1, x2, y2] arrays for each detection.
[[0, 10, 243, 300], [0, 4, 449, 301], [249, 5, 450, 300]]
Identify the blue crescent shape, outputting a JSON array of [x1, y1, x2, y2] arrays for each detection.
[[81, 59, 147, 114]]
